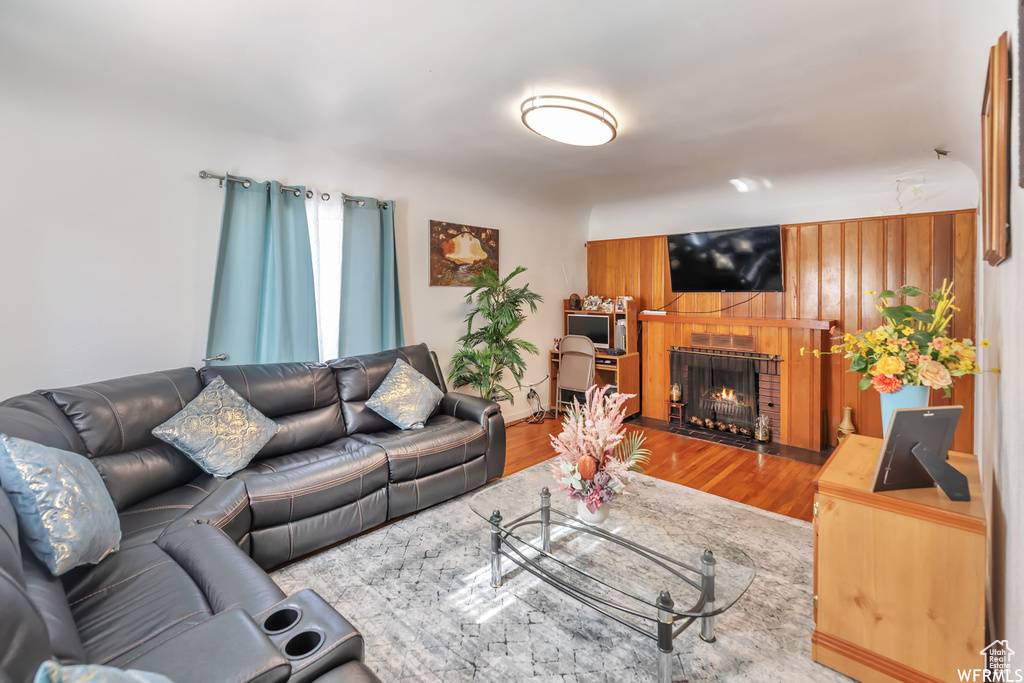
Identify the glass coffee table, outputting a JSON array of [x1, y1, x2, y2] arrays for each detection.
[[470, 467, 756, 682]]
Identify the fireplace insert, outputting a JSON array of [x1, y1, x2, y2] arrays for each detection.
[[672, 349, 759, 433]]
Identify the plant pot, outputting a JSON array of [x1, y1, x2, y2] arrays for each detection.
[[879, 385, 930, 435], [576, 499, 609, 525]]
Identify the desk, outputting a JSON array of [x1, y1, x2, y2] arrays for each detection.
[[549, 349, 640, 417]]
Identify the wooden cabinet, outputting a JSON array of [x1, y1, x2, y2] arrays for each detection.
[[812, 435, 986, 682]]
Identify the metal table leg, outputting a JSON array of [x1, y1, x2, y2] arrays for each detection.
[[700, 550, 716, 643], [657, 590, 674, 683], [540, 487, 551, 553], [490, 510, 503, 588]]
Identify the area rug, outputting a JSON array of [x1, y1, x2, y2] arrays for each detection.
[[272, 461, 850, 682]]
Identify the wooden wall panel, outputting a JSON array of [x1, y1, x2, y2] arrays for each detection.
[[857, 220, 886, 440], [587, 210, 977, 452], [819, 222, 843, 451], [840, 222, 862, 438]]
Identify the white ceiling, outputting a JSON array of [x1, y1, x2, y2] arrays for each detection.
[[0, 0, 998, 206]]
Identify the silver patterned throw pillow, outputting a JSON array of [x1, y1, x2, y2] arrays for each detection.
[[0, 435, 121, 576], [366, 358, 444, 430], [152, 375, 279, 477], [34, 660, 173, 683]]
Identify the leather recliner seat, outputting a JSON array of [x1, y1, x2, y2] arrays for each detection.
[[330, 346, 504, 520], [0, 399, 335, 683], [197, 361, 390, 568], [0, 343, 505, 682]]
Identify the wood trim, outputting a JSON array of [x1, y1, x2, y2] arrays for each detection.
[[814, 436, 986, 533], [638, 314, 836, 330], [815, 481, 986, 535], [812, 630, 945, 683], [981, 32, 1010, 266], [784, 209, 973, 227]]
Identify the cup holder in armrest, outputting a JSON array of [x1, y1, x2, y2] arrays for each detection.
[[284, 629, 324, 660], [262, 591, 358, 680], [262, 607, 302, 635]]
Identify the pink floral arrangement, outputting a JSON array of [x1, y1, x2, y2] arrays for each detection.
[[550, 386, 649, 512]]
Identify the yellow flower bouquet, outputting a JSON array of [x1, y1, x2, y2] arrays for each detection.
[[830, 280, 983, 398]]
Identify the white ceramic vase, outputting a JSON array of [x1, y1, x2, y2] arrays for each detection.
[[576, 499, 610, 525]]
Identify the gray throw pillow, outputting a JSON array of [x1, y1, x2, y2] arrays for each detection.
[[366, 358, 444, 430], [0, 434, 121, 576], [152, 375, 279, 477], [34, 660, 173, 683]]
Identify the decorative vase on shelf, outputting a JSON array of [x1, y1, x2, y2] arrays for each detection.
[[879, 385, 929, 435], [669, 383, 681, 402], [837, 406, 856, 441], [576, 499, 610, 525]]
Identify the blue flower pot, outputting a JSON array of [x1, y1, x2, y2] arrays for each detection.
[[879, 385, 930, 435]]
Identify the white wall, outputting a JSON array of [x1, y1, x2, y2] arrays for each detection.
[[973, 0, 1024, 647], [0, 94, 588, 421], [588, 156, 978, 239]]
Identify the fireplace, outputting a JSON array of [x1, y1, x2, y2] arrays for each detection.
[[671, 347, 780, 437]]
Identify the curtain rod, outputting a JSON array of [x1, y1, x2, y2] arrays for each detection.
[[198, 171, 389, 209]]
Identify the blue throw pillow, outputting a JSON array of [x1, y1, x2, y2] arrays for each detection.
[[366, 358, 444, 430], [0, 435, 121, 576], [35, 660, 173, 683], [152, 375, 279, 477]]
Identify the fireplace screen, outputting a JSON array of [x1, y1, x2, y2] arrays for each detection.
[[672, 350, 758, 431]]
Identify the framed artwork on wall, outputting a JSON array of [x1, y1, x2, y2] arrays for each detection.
[[982, 31, 1010, 266], [429, 220, 500, 286]]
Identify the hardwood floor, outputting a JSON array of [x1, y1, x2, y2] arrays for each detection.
[[505, 417, 821, 522]]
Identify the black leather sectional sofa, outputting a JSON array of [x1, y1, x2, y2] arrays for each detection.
[[0, 344, 505, 682]]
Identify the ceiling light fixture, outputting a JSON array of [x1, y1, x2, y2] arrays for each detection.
[[520, 95, 617, 146]]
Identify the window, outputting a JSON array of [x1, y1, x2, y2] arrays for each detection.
[[306, 192, 344, 362]]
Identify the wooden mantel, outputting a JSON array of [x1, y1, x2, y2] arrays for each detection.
[[639, 314, 837, 330]]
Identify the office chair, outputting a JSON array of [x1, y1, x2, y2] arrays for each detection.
[[556, 334, 596, 413]]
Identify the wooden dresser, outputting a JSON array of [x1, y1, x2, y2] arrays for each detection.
[[812, 435, 986, 682]]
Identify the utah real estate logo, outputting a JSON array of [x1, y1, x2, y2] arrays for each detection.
[[959, 641, 1022, 682]]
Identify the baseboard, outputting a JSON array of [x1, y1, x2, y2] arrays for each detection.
[[811, 630, 945, 683], [500, 403, 552, 424]]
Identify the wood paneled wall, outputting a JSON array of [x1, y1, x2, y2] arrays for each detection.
[[587, 209, 977, 452]]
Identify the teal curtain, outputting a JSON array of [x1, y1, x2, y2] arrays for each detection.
[[338, 198, 404, 357], [206, 175, 319, 365]]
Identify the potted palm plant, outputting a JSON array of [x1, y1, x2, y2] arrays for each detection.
[[448, 266, 543, 403]]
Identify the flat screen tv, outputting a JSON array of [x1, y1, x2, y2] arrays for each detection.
[[566, 314, 610, 349], [667, 225, 784, 293]]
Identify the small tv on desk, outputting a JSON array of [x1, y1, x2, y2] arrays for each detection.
[[566, 313, 610, 350]]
